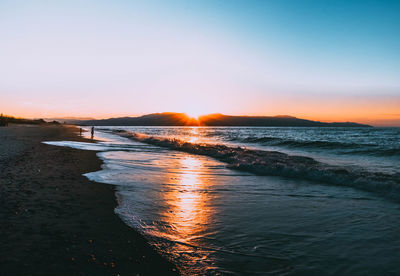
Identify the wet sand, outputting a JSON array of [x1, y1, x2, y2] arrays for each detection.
[[0, 124, 178, 275]]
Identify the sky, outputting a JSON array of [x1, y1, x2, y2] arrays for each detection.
[[0, 0, 399, 126]]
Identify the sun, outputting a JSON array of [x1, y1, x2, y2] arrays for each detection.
[[185, 110, 203, 119]]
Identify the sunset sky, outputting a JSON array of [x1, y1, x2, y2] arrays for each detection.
[[1, 0, 399, 126]]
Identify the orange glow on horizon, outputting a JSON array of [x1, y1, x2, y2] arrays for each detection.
[[1, 95, 399, 127]]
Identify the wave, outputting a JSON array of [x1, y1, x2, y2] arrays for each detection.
[[236, 136, 370, 148], [233, 137, 400, 157], [113, 130, 400, 199], [346, 148, 400, 157]]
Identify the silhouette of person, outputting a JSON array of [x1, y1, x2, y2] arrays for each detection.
[[79, 128, 82, 136], [91, 126, 94, 139]]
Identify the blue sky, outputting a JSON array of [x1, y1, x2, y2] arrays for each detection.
[[0, 0, 399, 125]]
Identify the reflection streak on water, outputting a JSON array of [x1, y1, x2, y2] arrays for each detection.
[[188, 127, 199, 143], [163, 156, 210, 244], [156, 154, 217, 272]]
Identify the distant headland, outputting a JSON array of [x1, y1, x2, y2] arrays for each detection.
[[70, 113, 370, 127]]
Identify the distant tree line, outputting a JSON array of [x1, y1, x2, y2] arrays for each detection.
[[0, 114, 8, 126], [0, 114, 60, 126]]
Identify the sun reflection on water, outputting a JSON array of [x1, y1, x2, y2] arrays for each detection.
[[188, 127, 199, 143], [158, 154, 216, 272], [164, 156, 209, 242]]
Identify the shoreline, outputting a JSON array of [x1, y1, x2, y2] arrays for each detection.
[[0, 124, 179, 275]]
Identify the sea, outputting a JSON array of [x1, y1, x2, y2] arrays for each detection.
[[45, 126, 400, 275]]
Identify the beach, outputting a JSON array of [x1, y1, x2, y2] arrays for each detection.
[[0, 125, 178, 275]]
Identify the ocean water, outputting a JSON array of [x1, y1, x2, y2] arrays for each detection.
[[45, 127, 400, 275]]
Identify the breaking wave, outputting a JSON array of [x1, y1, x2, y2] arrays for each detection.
[[113, 130, 400, 199], [232, 136, 400, 157]]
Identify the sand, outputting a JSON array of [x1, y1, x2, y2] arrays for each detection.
[[0, 124, 179, 275]]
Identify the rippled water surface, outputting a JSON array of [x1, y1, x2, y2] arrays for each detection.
[[45, 127, 400, 275]]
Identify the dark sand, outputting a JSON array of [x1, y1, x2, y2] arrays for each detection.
[[0, 125, 179, 275]]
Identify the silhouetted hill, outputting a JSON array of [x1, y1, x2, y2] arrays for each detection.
[[79, 113, 370, 127], [44, 117, 95, 124], [80, 113, 198, 126], [199, 114, 370, 127]]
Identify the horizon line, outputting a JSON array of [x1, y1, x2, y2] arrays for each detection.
[[3, 111, 400, 127]]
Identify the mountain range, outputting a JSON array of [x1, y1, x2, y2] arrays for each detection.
[[74, 113, 370, 127]]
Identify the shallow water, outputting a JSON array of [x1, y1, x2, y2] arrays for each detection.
[[101, 126, 400, 174], [45, 127, 400, 275]]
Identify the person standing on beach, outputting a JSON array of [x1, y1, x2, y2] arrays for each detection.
[[79, 128, 82, 136], [91, 126, 94, 139]]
